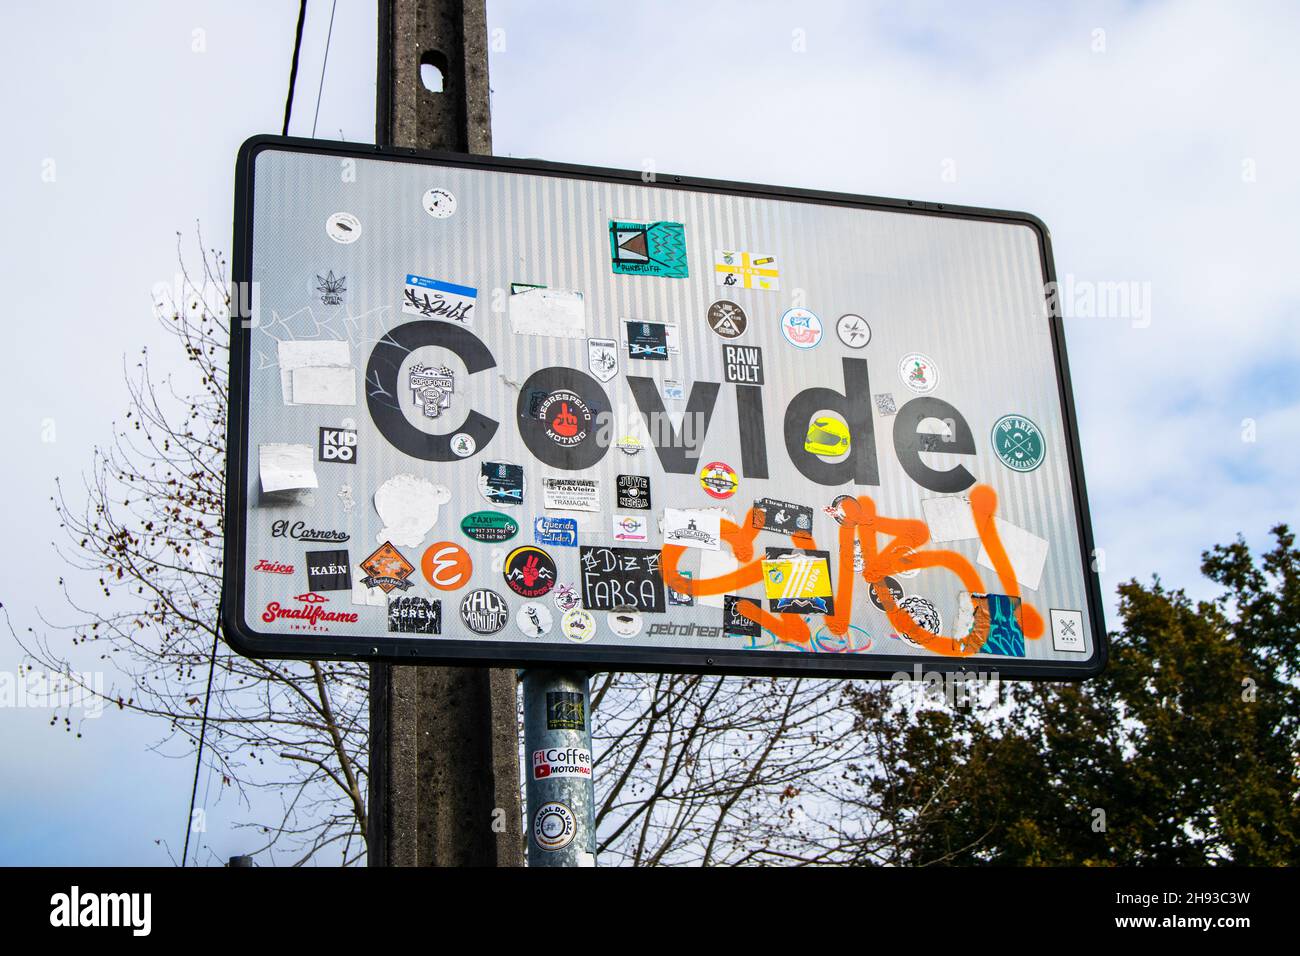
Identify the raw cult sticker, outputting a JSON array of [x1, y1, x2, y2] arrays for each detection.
[[722, 343, 764, 385]]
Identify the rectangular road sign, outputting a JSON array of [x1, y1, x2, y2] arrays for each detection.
[[223, 135, 1106, 679]]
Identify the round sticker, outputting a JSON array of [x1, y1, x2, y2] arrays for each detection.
[[460, 589, 508, 635], [991, 414, 1045, 473], [516, 601, 554, 637], [421, 542, 473, 591], [562, 608, 596, 643], [899, 595, 942, 634], [706, 300, 748, 338], [503, 545, 557, 598], [450, 432, 476, 458], [868, 576, 905, 612], [781, 308, 823, 349], [607, 609, 643, 638], [326, 212, 362, 244], [835, 313, 871, 349], [422, 187, 457, 219], [699, 461, 738, 500], [898, 352, 939, 393], [552, 583, 581, 612], [533, 801, 577, 851], [538, 390, 593, 447], [826, 493, 855, 525]]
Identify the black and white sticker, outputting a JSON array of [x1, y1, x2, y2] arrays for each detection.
[[305, 549, 352, 592]]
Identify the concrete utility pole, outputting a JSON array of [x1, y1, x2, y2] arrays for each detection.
[[369, 0, 522, 867]]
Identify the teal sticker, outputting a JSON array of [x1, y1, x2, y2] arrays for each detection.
[[461, 510, 519, 544], [609, 220, 688, 278], [975, 593, 1026, 658], [991, 414, 1045, 473]]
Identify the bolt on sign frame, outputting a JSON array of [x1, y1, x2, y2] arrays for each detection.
[[223, 135, 1107, 681]]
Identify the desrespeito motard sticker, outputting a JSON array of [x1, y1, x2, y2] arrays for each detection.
[[835, 313, 871, 349], [898, 352, 939, 393], [533, 801, 577, 851], [422, 187, 457, 219], [991, 414, 1045, 473]]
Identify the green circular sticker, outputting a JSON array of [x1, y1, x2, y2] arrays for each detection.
[[991, 414, 1045, 473]]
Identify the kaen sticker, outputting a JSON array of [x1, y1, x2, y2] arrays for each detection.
[[318, 426, 357, 464], [723, 595, 762, 637], [661, 508, 721, 551], [460, 589, 509, 635], [420, 541, 473, 591], [305, 549, 352, 592], [707, 300, 748, 338], [722, 343, 764, 385], [699, 461, 739, 500], [609, 220, 689, 278], [616, 474, 651, 510], [409, 364, 454, 419], [625, 321, 669, 361], [835, 313, 871, 349], [546, 691, 585, 730], [402, 274, 477, 324], [752, 498, 813, 535], [503, 545, 557, 598], [579, 546, 665, 613], [955, 592, 1026, 657], [542, 477, 600, 512], [461, 511, 519, 544], [516, 601, 554, 637], [991, 414, 1045, 473], [781, 308, 823, 349], [714, 250, 779, 291], [388, 596, 441, 634], [359, 542, 416, 594], [534, 515, 579, 547], [763, 547, 834, 615], [479, 461, 525, 506], [587, 337, 619, 382], [898, 352, 939, 393]]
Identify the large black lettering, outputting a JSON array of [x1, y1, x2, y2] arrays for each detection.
[[892, 397, 977, 493], [783, 357, 879, 486], [626, 377, 720, 474], [365, 320, 497, 462]]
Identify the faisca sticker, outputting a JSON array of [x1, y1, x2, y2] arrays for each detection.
[[609, 220, 689, 278], [587, 337, 619, 382], [699, 461, 738, 500], [763, 547, 834, 615], [714, 250, 779, 290], [402, 274, 477, 324]]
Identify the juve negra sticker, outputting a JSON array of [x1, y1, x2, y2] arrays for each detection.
[[460, 589, 509, 634], [401, 274, 476, 324], [479, 461, 525, 505], [722, 343, 764, 385], [503, 545, 557, 598], [318, 426, 357, 463], [546, 691, 586, 731], [723, 595, 762, 637], [752, 497, 813, 535], [461, 511, 519, 544], [387, 596, 441, 634], [617, 474, 651, 510], [625, 321, 669, 361], [305, 549, 352, 592], [578, 546, 665, 613]]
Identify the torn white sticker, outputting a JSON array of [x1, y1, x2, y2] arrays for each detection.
[[374, 473, 451, 547], [289, 366, 356, 405], [661, 508, 722, 551], [977, 518, 1049, 591], [277, 340, 353, 405], [259, 443, 317, 494], [921, 495, 978, 542], [510, 287, 586, 338], [351, 562, 388, 607]]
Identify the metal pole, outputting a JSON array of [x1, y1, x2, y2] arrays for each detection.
[[522, 671, 597, 866]]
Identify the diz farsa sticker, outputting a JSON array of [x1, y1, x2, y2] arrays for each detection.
[[503, 545, 557, 598]]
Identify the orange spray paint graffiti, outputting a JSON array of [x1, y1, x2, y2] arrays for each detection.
[[659, 485, 1044, 657]]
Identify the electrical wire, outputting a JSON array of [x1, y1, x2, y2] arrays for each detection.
[[181, 627, 220, 867], [282, 0, 309, 135], [311, 0, 339, 138]]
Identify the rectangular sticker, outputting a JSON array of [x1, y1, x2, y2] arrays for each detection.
[[277, 340, 354, 406], [752, 498, 813, 536], [921, 495, 978, 542], [723, 595, 762, 636], [763, 547, 834, 615], [955, 592, 1026, 657], [532, 746, 592, 780], [714, 250, 780, 291], [259, 443, 318, 494], [546, 691, 586, 730], [480, 461, 524, 506], [722, 343, 765, 385], [667, 569, 695, 607], [1050, 608, 1086, 652], [579, 546, 665, 613], [612, 513, 650, 542], [661, 508, 722, 551], [387, 596, 441, 634], [624, 321, 669, 361], [402, 274, 477, 324], [543, 477, 600, 512], [305, 549, 352, 592], [609, 220, 689, 278], [977, 519, 1049, 591], [509, 286, 586, 338], [616, 474, 651, 510], [534, 515, 579, 547]]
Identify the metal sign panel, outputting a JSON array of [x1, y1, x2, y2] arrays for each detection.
[[223, 135, 1106, 679]]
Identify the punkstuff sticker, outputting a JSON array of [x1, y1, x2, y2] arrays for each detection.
[[609, 220, 688, 278]]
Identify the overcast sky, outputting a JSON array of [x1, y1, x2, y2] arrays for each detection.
[[1, 0, 1296, 864]]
